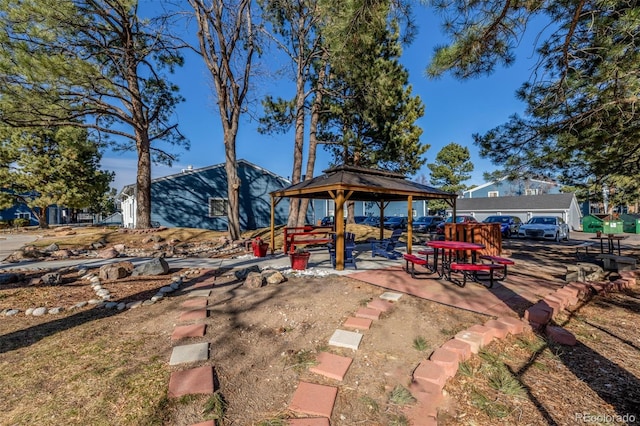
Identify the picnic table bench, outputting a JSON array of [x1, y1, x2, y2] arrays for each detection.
[[283, 226, 334, 254], [449, 262, 506, 288]]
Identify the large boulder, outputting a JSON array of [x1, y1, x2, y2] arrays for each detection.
[[244, 271, 265, 288], [41, 272, 62, 285], [99, 261, 134, 280], [263, 269, 286, 285], [132, 258, 170, 276], [566, 263, 606, 283]]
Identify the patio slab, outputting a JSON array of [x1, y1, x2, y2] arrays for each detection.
[[379, 291, 403, 301], [328, 329, 363, 350], [347, 265, 562, 317], [309, 352, 353, 381], [187, 289, 212, 298], [171, 324, 207, 340], [169, 342, 210, 365]]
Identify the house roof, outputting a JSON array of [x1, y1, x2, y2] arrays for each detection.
[[463, 177, 559, 196], [270, 165, 456, 202], [454, 193, 576, 211], [117, 159, 290, 200]]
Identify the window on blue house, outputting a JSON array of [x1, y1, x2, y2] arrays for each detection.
[[16, 212, 30, 220], [209, 198, 228, 217]]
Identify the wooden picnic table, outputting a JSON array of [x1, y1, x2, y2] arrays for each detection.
[[590, 235, 627, 256]]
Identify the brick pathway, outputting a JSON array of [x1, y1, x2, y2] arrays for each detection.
[[162, 266, 638, 425]]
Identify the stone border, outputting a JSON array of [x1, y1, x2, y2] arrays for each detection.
[[402, 270, 639, 424], [1, 265, 203, 317]]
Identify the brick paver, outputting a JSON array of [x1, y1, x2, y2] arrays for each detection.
[[440, 338, 472, 362], [168, 366, 215, 398], [288, 418, 330, 426], [289, 381, 338, 418], [171, 324, 207, 340], [354, 307, 381, 320], [181, 298, 208, 309], [367, 298, 394, 312], [179, 309, 208, 321], [413, 360, 447, 388], [309, 352, 353, 381], [343, 316, 372, 330]]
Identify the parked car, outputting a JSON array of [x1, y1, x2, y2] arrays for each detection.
[[320, 216, 334, 226], [353, 216, 368, 224], [518, 216, 569, 241], [482, 215, 522, 238], [383, 216, 408, 230], [435, 215, 478, 234], [362, 216, 381, 227], [413, 216, 444, 233]]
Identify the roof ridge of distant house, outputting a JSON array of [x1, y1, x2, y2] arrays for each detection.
[[119, 159, 291, 195], [455, 192, 576, 210], [463, 176, 560, 197]]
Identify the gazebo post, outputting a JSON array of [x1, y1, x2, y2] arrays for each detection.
[[335, 190, 345, 270], [379, 201, 386, 241], [407, 195, 413, 254]]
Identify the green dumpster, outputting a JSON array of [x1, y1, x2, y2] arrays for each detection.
[[602, 220, 623, 234], [636, 218, 640, 234], [582, 215, 603, 233]]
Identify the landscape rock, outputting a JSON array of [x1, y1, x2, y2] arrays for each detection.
[[244, 271, 265, 288], [234, 265, 261, 281], [112, 243, 126, 253], [132, 257, 170, 276], [263, 269, 286, 285], [566, 263, 606, 283], [92, 241, 106, 250], [97, 248, 119, 259], [41, 272, 62, 285], [51, 249, 73, 258], [31, 307, 47, 316], [44, 243, 59, 252], [99, 261, 134, 280]]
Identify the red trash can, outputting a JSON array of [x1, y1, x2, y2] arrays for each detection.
[[252, 238, 268, 257]]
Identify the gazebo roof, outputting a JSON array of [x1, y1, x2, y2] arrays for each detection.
[[271, 165, 456, 202]]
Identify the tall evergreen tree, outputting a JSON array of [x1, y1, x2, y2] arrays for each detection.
[[0, 126, 113, 228], [0, 0, 186, 229], [427, 142, 472, 212], [426, 1, 640, 196], [320, 21, 427, 175]]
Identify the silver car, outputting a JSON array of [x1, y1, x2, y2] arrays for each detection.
[[518, 216, 570, 241]]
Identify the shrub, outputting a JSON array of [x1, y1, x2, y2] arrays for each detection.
[[13, 218, 30, 228]]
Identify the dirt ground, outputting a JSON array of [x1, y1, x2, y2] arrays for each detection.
[[1, 228, 639, 425]]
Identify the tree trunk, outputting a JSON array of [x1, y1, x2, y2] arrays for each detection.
[[36, 205, 49, 229], [224, 135, 241, 240], [288, 44, 308, 227], [135, 142, 152, 229], [296, 54, 328, 226]]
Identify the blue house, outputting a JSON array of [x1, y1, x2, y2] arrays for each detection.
[[0, 191, 68, 227], [462, 177, 562, 198], [119, 159, 291, 231]]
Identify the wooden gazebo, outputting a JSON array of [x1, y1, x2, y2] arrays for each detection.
[[270, 165, 458, 270]]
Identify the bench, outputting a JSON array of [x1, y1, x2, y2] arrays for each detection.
[[595, 254, 637, 272], [449, 262, 505, 288], [402, 254, 430, 278], [479, 255, 515, 280], [574, 242, 594, 260], [283, 226, 334, 253]]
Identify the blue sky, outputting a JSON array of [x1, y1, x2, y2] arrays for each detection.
[[104, 5, 539, 192]]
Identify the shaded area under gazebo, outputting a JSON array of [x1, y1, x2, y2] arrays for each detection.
[[270, 165, 458, 270]]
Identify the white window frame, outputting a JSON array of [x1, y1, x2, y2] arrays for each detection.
[[208, 198, 228, 217], [488, 191, 499, 197], [16, 212, 30, 220], [525, 188, 539, 195]]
